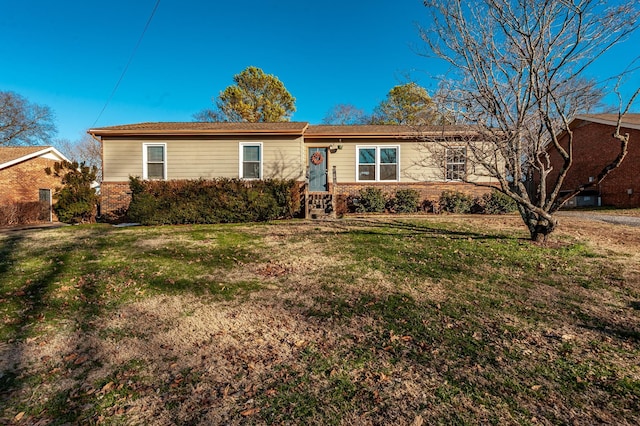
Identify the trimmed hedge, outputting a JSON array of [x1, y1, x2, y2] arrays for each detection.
[[480, 190, 518, 214], [127, 177, 300, 225], [388, 189, 420, 213], [438, 189, 518, 214], [351, 187, 386, 213], [439, 190, 474, 213]]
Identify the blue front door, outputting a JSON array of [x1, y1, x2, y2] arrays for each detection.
[[308, 148, 328, 192]]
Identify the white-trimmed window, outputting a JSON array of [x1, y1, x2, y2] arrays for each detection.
[[143, 143, 167, 180], [446, 147, 466, 181], [356, 146, 399, 181], [239, 142, 262, 179]]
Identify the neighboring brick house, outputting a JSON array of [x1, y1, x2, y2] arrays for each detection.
[[88, 122, 499, 219], [547, 114, 640, 208], [0, 146, 69, 223]]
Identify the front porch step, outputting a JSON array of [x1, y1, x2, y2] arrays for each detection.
[[306, 193, 335, 219], [309, 208, 332, 219]]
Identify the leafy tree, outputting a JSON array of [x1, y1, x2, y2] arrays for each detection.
[[45, 161, 98, 223], [0, 91, 56, 146], [195, 66, 296, 122], [322, 104, 370, 125], [371, 83, 441, 125], [421, 0, 640, 241]]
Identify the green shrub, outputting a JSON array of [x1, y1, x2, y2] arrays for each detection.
[[439, 190, 473, 213], [46, 161, 98, 223], [388, 189, 420, 213], [480, 190, 518, 214], [352, 187, 386, 213], [126, 177, 300, 225]]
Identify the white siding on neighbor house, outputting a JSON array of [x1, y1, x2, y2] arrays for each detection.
[[102, 136, 305, 182]]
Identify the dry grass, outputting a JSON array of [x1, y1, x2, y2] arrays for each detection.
[[1, 215, 639, 425]]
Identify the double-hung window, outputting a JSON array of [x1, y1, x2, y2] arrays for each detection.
[[240, 142, 262, 179], [143, 143, 166, 180], [446, 147, 466, 181], [357, 146, 399, 181]]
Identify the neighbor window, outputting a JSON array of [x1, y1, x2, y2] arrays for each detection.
[[446, 147, 466, 181], [38, 188, 51, 204], [240, 142, 262, 179], [356, 146, 399, 181], [143, 143, 166, 180]]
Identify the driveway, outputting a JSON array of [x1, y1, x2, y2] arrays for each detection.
[[557, 211, 640, 227], [0, 222, 68, 234]]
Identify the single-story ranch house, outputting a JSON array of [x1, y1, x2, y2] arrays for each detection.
[[547, 114, 640, 208], [88, 122, 499, 218], [0, 146, 69, 224]]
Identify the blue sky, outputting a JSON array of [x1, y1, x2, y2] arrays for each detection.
[[1, 0, 638, 144]]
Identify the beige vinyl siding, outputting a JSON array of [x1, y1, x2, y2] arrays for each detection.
[[305, 139, 495, 184], [102, 136, 304, 182], [103, 139, 143, 181]]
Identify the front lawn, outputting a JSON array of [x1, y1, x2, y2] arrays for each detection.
[[1, 217, 639, 425]]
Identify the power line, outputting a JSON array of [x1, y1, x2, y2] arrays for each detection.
[[92, 0, 161, 128]]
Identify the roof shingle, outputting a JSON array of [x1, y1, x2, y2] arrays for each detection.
[[0, 146, 51, 165], [577, 113, 640, 128], [89, 122, 310, 136]]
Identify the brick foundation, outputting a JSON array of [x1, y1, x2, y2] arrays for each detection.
[[101, 179, 496, 222], [100, 182, 131, 220], [333, 181, 494, 201]]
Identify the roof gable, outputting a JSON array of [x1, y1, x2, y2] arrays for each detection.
[[0, 146, 69, 170]]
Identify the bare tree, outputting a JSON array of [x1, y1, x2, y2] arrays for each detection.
[[421, 0, 640, 241], [0, 91, 56, 146], [322, 104, 370, 125], [56, 133, 103, 181]]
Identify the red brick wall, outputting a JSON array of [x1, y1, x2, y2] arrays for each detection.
[[0, 157, 62, 204], [547, 121, 640, 208]]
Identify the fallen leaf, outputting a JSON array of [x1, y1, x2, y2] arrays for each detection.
[[101, 381, 115, 393], [64, 353, 78, 362], [411, 414, 424, 426], [74, 355, 89, 365], [240, 407, 260, 416]]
